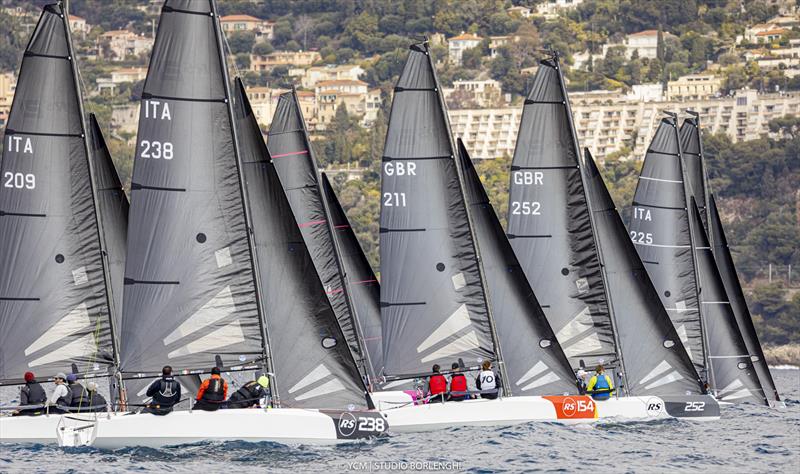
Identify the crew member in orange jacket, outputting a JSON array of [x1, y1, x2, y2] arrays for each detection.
[[195, 367, 228, 411]]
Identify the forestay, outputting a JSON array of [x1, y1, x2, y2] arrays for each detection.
[[380, 42, 496, 378], [582, 150, 704, 396], [0, 4, 115, 384], [507, 56, 617, 370], [268, 92, 370, 379], [320, 173, 384, 379], [688, 199, 765, 404], [629, 116, 707, 378], [458, 140, 578, 396], [234, 79, 370, 409], [120, 0, 263, 376], [708, 195, 780, 405]]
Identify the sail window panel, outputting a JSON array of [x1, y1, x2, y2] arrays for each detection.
[[144, 9, 223, 100], [7, 59, 81, 135]]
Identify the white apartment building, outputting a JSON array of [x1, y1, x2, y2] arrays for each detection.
[[449, 90, 800, 160], [534, 0, 584, 19], [301, 64, 364, 89], [667, 74, 723, 101], [220, 14, 274, 40], [98, 30, 154, 61], [448, 33, 482, 65], [96, 67, 148, 94], [443, 79, 507, 108]]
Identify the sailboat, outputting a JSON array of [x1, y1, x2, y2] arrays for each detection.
[[267, 92, 379, 383], [630, 113, 766, 405], [75, 1, 385, 448], [681, 114, 782, 407], [377, 44, 716, 431], [505, 55, 717, 413], [0, 3, 128, 445]]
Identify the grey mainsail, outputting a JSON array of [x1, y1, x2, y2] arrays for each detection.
[[234, 79, 369, 409], [679, 113, 709, 230], [688, 198, 765, 404], [507, 56, 618, 370], [380, 42, 496, 378], [458, 140, 578, 396], [629, 115, 707, 379], [120, 0, 264, 376], [710, 193, 781, 405], [88, 114, 128, 341], [267, 91, 371, 380], [0, 4, 115, 384], [582, 150, 705, 395], [320, 173, 384, 378]]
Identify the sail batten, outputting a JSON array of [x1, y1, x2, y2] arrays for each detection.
[[380, 43, 496, 377], [0, 4, 115, 384]]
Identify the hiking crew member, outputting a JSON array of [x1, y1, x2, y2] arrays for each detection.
[[46, 373, 70, 413], [448, 363, 469, 402], [428, 364, 447, 403], [586, 365, 614, 401], [476, 361, 499, 400], [144, 366, 181, 415], [195, 367, 228, 411], [226, 376, 269, 409], [86, 382, 107, 412], [15, 372, 47, 416], [67, 374, 90, 411]]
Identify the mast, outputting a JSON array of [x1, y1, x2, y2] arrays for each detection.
[[61, 0, 124, 400], [553, 52, 627, 394], [674, 115, 713, 391], [289, 87, 372, 383], [209, 0, 275, 398], [426, 43, 510, 395]]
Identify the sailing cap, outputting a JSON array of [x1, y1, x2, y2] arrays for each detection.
[[55, 372, 67, 381], [67, 373, 78, 383], [24, 372, 35, 382], [257, 376, 270, 388]]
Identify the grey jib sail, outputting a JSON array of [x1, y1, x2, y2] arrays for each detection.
[[709, 195, 780, 404], [320, 173, 384, 378], [688, 198, 765, 404], [88, 114, 128, 342], [0, 4, 116, 384], [233, 79, 369, 409], [629, 116, 707, 378], [679, 114, 709, 230], [507, 57, 617, 370], [120, 0, 263, 376], [380, 42, 496, 377], [582, 150, 704, 396], [458, 140, 578, 396], [267, 91, 370, 379]]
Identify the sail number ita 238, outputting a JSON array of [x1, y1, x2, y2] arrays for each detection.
[[140, 100, 174, 160]]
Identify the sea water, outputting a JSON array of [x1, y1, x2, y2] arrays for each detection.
[[1, 369, 798, 473]]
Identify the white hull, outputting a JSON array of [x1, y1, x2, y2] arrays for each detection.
[[381, 394, 720, 432], [0, 412, 106, 445]]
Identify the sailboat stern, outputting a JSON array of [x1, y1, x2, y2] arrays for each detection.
[[320, 410, 389, 440]]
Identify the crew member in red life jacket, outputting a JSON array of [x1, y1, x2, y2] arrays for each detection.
[[428, 364, 447, 403], [195, 367, 228, 411], [448, 363, 469, 401]]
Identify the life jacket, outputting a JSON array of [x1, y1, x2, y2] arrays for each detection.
[[154, 377, 180, 407], [429, 374, 447, 395], [591, 374, 612, 400], [201, 376, 225, 403], [450, 374, 468, 394], [56, 384, 73, 407], [22, 381, 47, 405], [89, 391, 107, 411], [69, 383, 91, 408], [229, 381, 263, 407], [477, 370, 497, 391]]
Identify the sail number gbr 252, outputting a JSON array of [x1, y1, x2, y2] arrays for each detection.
[[510, 170, 543, 216]]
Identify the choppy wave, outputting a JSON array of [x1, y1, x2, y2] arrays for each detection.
[[769, 364, 799, 370], [2, 370, 799, 473]]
